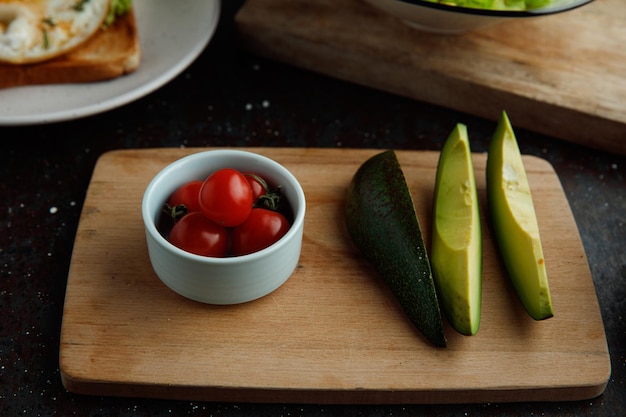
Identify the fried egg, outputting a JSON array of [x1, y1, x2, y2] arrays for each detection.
[[0, 0, 109, 64]]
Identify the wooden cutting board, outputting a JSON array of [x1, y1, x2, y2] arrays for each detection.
[[59, 148, 610, 404], [235, 0, 626, 155]]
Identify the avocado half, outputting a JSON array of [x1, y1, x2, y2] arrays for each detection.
[[345, 150, 447, 347], [486, 112, 553, 321], [431, 124, 482, 335]]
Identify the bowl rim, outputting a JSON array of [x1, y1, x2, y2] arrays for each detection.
[[385, 0, 595, 17], [142, 149, 306, 265]]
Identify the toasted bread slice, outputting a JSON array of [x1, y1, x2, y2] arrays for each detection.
[[0, 9, 140, 89]]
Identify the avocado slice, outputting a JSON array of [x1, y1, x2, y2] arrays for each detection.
[[345, 150, 446, 347], [431, 124, 482, 335], [486, 112, 553, 320]]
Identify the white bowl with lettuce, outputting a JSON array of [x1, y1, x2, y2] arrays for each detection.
[[363, 0, 594, 34]]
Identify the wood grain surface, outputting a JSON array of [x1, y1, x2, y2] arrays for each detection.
[[235, 0, 626, 155], [59, 148, 610, 404]]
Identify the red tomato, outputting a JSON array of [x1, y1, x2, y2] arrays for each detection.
[[244, 173, 268, 201], [199, 168, 253, 227], [167, 212, 228, 257], [167, 180, 202, 213], [231, 208, 290, 256]]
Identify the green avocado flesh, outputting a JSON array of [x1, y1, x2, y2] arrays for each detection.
[[431, 124, 482, 336], [345, 150, 446, 347], [486, 112, 553, 320]]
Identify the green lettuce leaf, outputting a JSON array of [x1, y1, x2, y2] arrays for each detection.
[[424, 0, 553, 10], [105, 0, 132, 26]]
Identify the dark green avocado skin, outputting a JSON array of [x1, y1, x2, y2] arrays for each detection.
[[345, 150, 446, 348]]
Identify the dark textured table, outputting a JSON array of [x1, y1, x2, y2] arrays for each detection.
[[1, 2, 624, 416]]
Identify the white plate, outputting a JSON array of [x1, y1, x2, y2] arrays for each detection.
[[0, 0, 220, 126]]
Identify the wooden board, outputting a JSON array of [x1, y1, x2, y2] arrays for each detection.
[[59, 148, 610, 404], [235, 0, 626, 155]]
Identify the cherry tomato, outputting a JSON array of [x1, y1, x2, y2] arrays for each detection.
[[244, 173, 268, 201], [231, 208, 290, 256], [199, 168, 253, 227], [167, 180, 202, 213], [167, 212, 228, 257]]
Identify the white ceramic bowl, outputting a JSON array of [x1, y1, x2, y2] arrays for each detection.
[[363, 0, 594, 34], [142, 150, 306, 305]]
